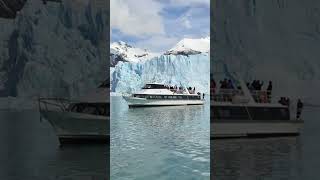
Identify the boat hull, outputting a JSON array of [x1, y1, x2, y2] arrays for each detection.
[[123, 96, 204, 107], [211, 120, 303, 139], [41, 110, 109, 144]]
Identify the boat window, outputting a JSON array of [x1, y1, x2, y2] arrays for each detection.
[[134, 94, 146, 98], [138, 94, 201, 100], [248, 107, 290, 120], [143, 84, 152, 89], [69, 103, 109, 116], [189, 95, 200, 100], [212, 106, 290, 121], [142, 84, 166, 89], [212, 106, 249, 120]]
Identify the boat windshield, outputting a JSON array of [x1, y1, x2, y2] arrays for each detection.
[[142, 84, 167, 89], [69, 103, 109, 116]]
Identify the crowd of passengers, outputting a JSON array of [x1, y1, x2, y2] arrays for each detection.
[[210, 79, 238, 94], [246, 80, 273, 92], [210, 79, 239, 102], [247, 80, 273, 103], [166, 85, 199, 94], [210, 79, 240, 94], [210, 78, 274, 103]]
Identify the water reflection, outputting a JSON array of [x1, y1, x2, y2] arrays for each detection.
[[212, 137, 302, 180]]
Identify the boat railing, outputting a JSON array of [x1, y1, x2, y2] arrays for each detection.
[[211, 88, 244, 102], [250, 90, 272, 103]]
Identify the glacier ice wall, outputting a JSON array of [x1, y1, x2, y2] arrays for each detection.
[[212, 0, 320, 103], [0, 0, 108, 98], [111, 54, 210, 94]]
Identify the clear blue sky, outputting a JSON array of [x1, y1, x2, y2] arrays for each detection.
[[111, 0, 209, 52]]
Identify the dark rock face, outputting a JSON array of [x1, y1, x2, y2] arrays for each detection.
[[212, 0, 320, 98], [110, 53, 128, 67], [164, 49, 202, 56]]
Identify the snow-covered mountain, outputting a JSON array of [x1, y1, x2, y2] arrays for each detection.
[[165, 36, 210, 55], [110, 37, 210, 94], [110, 41, 158, 66], [0, 0, 108, 99]]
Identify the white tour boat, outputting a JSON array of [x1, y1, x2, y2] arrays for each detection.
[[123, 83, 205, 107], [39, 80, 109, 144], [211, 77, 303, 139]]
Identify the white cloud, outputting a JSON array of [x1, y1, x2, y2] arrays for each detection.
[[182, 18, 192, 29], [135, 35, 179, 53], [111, 0, 165, 37], [169, 0, 209, 7]]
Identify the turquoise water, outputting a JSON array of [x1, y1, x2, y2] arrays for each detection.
[[110, 96, 210, 180]]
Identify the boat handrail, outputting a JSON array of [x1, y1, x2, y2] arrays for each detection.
[[38, 97, 80, 113], [218, 88, 244, 95], [211, 88, 244, 102]]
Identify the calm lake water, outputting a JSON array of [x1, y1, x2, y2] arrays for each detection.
[[0, 110, 108, 180], [110, 96, 210, 180], [212, 108, 320, 180], [2, 99, 317, 180]]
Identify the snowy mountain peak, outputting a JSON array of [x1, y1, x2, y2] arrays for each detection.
[[165, 36, 210, 56], [110, 41, 158, 64]]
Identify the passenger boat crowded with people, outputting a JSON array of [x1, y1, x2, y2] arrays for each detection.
[[38, 80, 109, 144], [123, 83, 205, 107], [210, 76, 304, 139]]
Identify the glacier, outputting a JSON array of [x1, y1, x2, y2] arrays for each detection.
[[211, 0, 320, 105], [0, 0, 108, 101], [111, 53, 210, 94], [0, 1, 108, 110]]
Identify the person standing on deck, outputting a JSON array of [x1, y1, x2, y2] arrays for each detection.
[[211, 79, 216, 94], [297, 99, 303, 120], [267, 81, 273, 103]]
